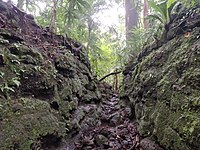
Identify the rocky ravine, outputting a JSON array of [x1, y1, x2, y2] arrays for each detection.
[[121, 5, 200, 150], [0, 1, 199, 150]]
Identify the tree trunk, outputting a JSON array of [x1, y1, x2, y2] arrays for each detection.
[[86, 17, 92, 50], [125, 0, 138, 40], [17, 0, 24, 10], [143, 0, 149, 29], [113, 73, 119, 91], [50, 0, 57, 33], [7, 0, 12, 4]]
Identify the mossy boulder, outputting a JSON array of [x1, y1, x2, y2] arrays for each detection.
[[0, 98, 65, 150], [121, 6, 200, 150]]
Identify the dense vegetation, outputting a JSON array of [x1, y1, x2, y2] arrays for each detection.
[[4, 0, 199, 85]]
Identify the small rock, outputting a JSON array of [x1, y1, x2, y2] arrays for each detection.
[[140, 138, 164, 150], [95, 134, 108, 146], [128, 141, 133, 145], [83, 146, 93, 150], [116, 143, 122, 149], [123, 140, 129, 146], [109, 137, 115, 141], [82, 136, 94, 145], [109, 142, 115, 147], [109, 112, 123, 126], [12, 103, 23, 112], [117, 125, 125, 130], [100, 128, 111, 137]]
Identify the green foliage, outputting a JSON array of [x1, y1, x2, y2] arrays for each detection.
[[147, 0, 199, 26], [0, 83, 14, 93], [125, 0, 178, 58], [36, 0, 92, 37], [16, 0, 48, 15], [89, 36, 119, 78], [0, 77, 21, 99], [181, 0, 200, 7], [124, 27, 146, 61], [147, 0, 177, 24], [0, 48, 21, 99], [18, 0, 124, 84]]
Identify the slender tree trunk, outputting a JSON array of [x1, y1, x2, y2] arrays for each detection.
[[113, 73, 119, 91], [95, 59, 98, 75], [7, 0, 12, 4], [86, 17, 92, 50], [143, 0, 149, 29], [17, 0, 24, 10], [50, 0, 57, 33], [125, 0, 138, 41]]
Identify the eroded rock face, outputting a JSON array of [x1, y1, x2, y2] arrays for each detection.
[[121, 6, 200, 150], [0, 1, 101, 149]]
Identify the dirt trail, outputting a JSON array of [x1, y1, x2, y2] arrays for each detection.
[[68, 89, 140, 150]]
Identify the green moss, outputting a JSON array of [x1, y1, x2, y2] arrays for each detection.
[[174, 112, 200, 148], [161, 127, 190, 150], [0, 98, 66, 149]]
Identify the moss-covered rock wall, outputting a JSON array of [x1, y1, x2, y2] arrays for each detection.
[[121, 6, 200, 150], [0, 1, 101, 149]]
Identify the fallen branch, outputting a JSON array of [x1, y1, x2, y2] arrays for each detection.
[[99, 71, 122, 82]]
